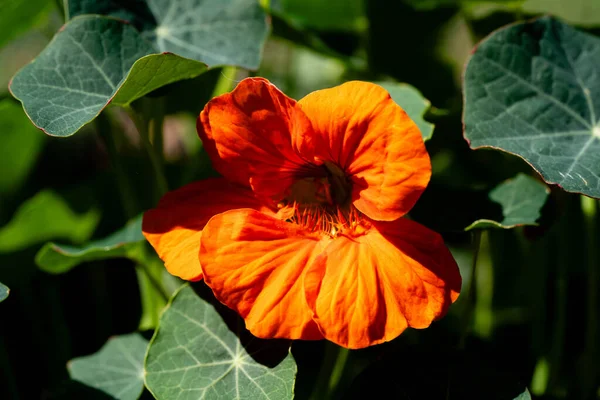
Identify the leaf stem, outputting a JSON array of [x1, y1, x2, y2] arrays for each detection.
[[327, 347, 350, 396], [136, 260, 169, 303], [124, 105, 168, 200], [581, 196, 598, 396], [459, 229, 482, 348], [96, 112, 137, 218], [310, 342, 351, 400]]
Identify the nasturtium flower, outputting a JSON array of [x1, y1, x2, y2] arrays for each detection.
[[143, 78, 461, 349]]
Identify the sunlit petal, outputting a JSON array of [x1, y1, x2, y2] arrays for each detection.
[[200, 208, 325, 340], [298, 81, 431, 220], [142, 178, 272, 281]]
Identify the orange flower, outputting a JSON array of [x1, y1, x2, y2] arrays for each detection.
[[143, 78, 461, 349]]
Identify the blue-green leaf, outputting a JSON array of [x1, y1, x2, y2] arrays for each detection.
[[145, 285, 297, 400], [0, 282, 9, 303], [466, 173, 549, 230], [69, 333, 148, 400], [376, 81, 435, 141], [464, 17, 600, 198]]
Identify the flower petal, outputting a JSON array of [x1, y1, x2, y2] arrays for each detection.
[[304, 218, 461, 349], [200, 208, 324, 340], [197, 77, 317, 201], [298, 81, 431, 221], [142, 178, 272, 281]]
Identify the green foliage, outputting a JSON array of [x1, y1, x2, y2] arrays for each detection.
[[272, 0, 366, 32], [68, 333, 148, 400], [11, 0, 269, 137], [68, 0, 269, 69], [513, 388, 532, 400], [10, 16, 154, 137], [111, 54, 208, 106], [0, 190, 100, 253], [0, 99, 46, 193], [3, 1, 600, 399], [0, 281, 9, 302], [466, 173, 549, 230], [145, 285, 297, 400], [0, 0, 52, 49], [464, 17, 600, 199], [35, 215, 144, 274], [377, 82, 436, 141], [523, 0, 600, 27]]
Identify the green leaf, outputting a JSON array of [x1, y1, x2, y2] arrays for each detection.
[[10, 16, 208, 136], [0, 0, 53, 49], [271, 0, 366, 32], [463, 17, 600, 199], [11, 0, 268, 137], [10, 16, 154, 137], [514, 388, 532, 400], [466, 174, 549, 230], [403, 0, 522, 11], [145, 285, 297, 400], [0, 99, 46, 193], [35, 215, 144, 274], [0, 190, 100, 253], [523, 0, 600, 27], [0, 282, 9, 303], [68, 0, 269, 69], [111, 54, 208, 106], [376, 81, 435, 141], [68, 333, 148, 400]]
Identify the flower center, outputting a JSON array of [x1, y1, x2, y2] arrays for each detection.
[[277, 162, 367, 238], [284, 161, 352, 207]]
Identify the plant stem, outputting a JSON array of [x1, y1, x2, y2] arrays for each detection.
[[135, 258, 170, 303], [124, 105, 168, 200], [96, 112, 137, 218], [581, 196, 598, 397], [459, 229, 482, 348], [310, 342, 350, 400], [327, 347, 350, 396]]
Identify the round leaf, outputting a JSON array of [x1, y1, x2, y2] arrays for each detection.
[[464, 17, 600, 198], [9, 16, 209, 137], [68, 333, 148, 400], [376, 81, 435, 141], [145, 285, 297, 400], [68, 0, 269, 70], [466, 173, 549, 230], [0, 282, 9, 303]]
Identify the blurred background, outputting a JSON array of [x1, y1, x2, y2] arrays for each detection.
[[1, 0, 599, 399]]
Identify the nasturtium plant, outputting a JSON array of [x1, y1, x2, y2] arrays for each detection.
[[466, 173, 549, 230], [35, 215, 144, 274], [0, 99, 46, 193], [1, 0, 52, 49], [68, 333, 148, 400], [514, 388, 533, 400], [0, 190, 100, 253], [4, 1, 600, 399], [376, 81, 436, 141], [67, 0, 269, 68], [145, 285, 297, 400], [10, 0, 268, 137], [0, 282, 9, 303], [464, 17, 600, 199], [523, 0, 600, 27]]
